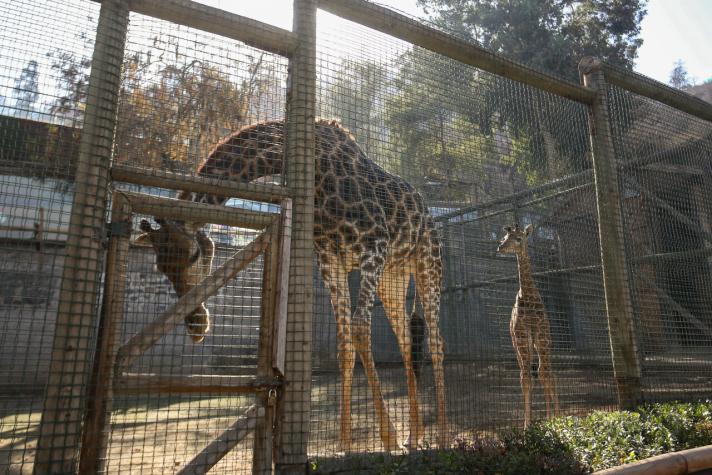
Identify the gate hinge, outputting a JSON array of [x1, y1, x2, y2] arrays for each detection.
[[106, 220, 131, 239]]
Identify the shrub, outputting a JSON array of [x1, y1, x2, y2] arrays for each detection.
[[310, 401, 712, 475]]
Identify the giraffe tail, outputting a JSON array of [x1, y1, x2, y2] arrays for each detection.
[[410, 293, 426, 381]]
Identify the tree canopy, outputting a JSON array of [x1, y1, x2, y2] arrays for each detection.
[[417, 0, 647, 82]]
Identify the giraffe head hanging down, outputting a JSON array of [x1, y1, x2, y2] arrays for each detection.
[[498, 224, 559, 427], [135, 218, 214, 342], [139, 119, 449, 451]]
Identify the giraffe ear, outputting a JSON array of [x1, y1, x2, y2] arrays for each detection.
[[525, 224, 534, 236]]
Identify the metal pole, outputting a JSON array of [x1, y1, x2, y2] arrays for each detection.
[[33, 1, 129, 472], [274, 1, 316, 473], [579, 57, 642, 409]]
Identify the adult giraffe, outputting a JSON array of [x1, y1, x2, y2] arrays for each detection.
[[136, 119, 448, 451]]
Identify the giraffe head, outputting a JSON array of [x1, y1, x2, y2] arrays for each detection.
[[136, 218, 215, 342], [497, 224, 533, 255]]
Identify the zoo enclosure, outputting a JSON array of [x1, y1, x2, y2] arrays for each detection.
[[0, 0, 711, 473]]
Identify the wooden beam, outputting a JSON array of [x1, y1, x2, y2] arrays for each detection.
[[33, 1, 130, 472], [112, 164, 289, 204], [252, 222, 281, 474], [272, 199, 292, 376], [177, 405, 265, 475], [275, 0, 317, 470], [319, 0, 596, 104], [127, 0, 296, 57], [114, 373, 281, 394], [119, 190, 276, 230], [114, 229, 272, 372], [580, 58, 642, 409], [587, 58, 712, 124], [78, 194, 132, 475]]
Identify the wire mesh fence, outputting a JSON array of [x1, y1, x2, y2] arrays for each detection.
[[310, 7, 619, 455], [0, 0, 711, 473], [608, 84, 712, 402]]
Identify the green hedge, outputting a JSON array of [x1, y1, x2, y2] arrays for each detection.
[[310, 401, 712, 475]]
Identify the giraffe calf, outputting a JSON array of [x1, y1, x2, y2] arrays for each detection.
[[498, 224, 559, 428]]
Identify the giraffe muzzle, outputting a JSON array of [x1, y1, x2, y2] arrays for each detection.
[[185, 305, 210, 343]]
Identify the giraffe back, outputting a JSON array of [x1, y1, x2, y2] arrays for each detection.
[[187, 119, 441, 272]]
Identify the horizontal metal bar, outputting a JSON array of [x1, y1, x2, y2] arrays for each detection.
[[114, 229, 272, 372], [436, 170, 594, 222], [634, 247, 712, 264], [443, 245, 712, 293], [115, 373, 281, 394], [319, 0, 596, 104], [126, 0, 296, 56], [580, 57, 712, 124], [112, 164, 289, 204], [118, 190, 276, 230]]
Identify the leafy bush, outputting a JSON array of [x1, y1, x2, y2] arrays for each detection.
[[310, 401, 712, 474]]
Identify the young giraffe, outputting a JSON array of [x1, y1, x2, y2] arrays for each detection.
[[497, 224, 559, 428], [136, 119, 449, 451]]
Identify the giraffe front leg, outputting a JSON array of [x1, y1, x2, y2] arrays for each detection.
[[511, 318, 533, 429], [534, 324, 559, 419]]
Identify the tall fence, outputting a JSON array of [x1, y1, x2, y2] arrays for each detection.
[[0, 0, 711, 473]]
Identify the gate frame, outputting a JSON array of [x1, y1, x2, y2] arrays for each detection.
[[79, 189, 292, 475]]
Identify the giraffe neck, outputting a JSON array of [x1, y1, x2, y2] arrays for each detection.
[[516, 251, 536, 296], [180, 121, 286, 205]]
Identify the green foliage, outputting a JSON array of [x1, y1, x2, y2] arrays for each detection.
[[417, 0, 647, 82], [310, 401, 712, 475]]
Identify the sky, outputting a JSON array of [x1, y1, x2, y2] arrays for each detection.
[[221, 0, 712, 85]]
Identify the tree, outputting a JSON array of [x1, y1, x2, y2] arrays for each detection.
[[404, 0, 647, 189], [14, 60, 39, 114], [48, 35, 274, 168], [321, 58, 386, 156], [669, 59, 692, 89], [418, 0, 647, 82]]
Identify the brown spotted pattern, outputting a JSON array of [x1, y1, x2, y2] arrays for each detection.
[[146, 119, 448, 451], [497, 224, 560, 428]]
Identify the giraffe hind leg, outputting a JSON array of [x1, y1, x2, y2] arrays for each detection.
[[415, 257, 449, 447], [378, 266, 424, 449]]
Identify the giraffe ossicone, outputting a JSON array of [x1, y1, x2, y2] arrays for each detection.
[[138, 119, 449, 451], [497, 223, 560, 428]]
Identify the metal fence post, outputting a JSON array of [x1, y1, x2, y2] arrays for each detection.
[[275, 0, 316, 473], [33, 1, 129, 473], [579, 57, 642, 409]]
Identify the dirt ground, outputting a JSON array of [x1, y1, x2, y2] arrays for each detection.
[[0, 357, 710, 474]]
